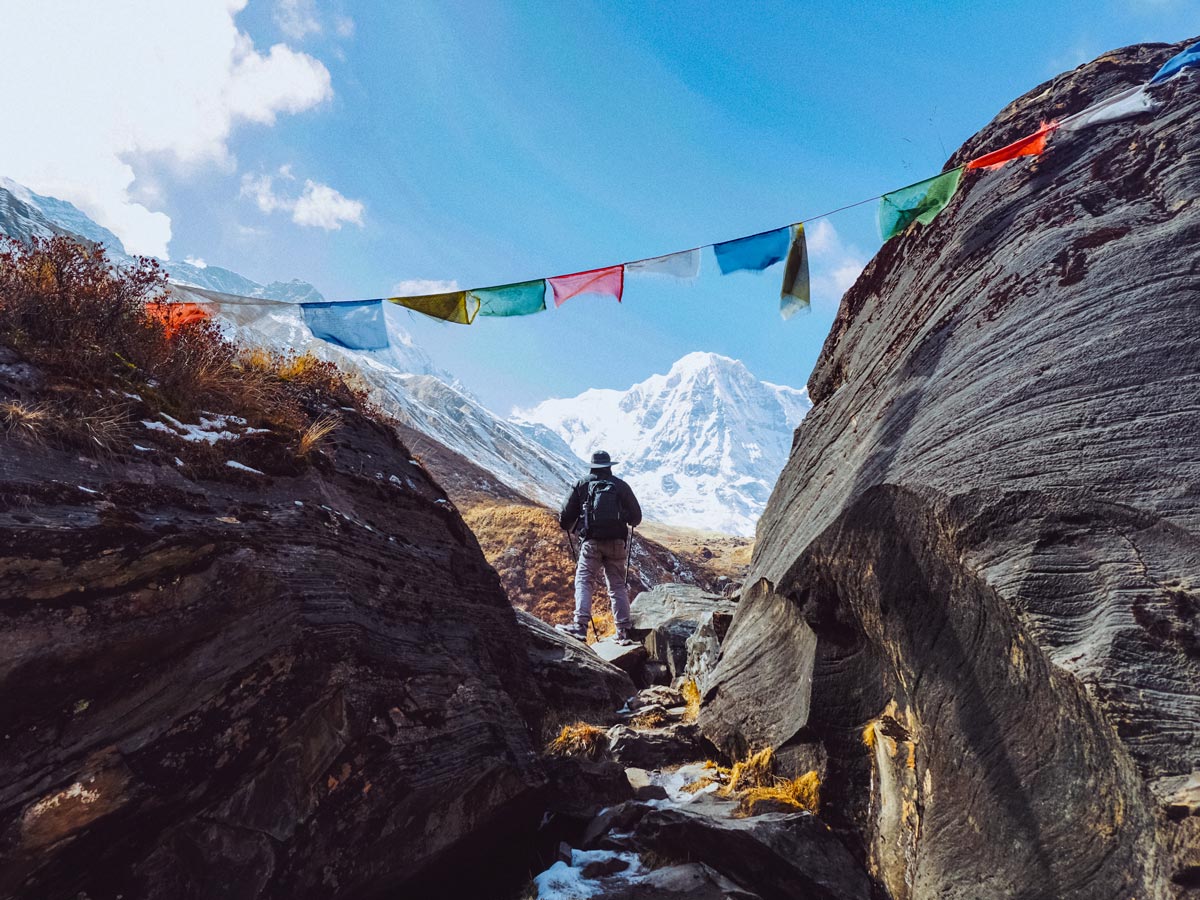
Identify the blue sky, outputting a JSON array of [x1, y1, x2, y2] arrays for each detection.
[[3, 0, 1196, 413]]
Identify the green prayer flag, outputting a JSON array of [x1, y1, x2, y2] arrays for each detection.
[[387, 291, 480, 325], [878, 166, 964, 242], [469, 279, 547, 318], [780, 224, 810, 319]]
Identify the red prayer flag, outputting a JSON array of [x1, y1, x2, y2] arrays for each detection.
[[548, 265, 624, 308], [146, 301, 211, 338], [965, 121, 1058, 171]]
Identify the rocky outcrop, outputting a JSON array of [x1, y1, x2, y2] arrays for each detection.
[[0, 355, 573, 898], [631, 807, 880, 900], [701, 38, 1200, 899], [630, 584, 738, 685], [516, 609, 636, 734]]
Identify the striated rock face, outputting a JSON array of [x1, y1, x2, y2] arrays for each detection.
[[702, 38, 1200, 899], [0, 360, 556, 897]]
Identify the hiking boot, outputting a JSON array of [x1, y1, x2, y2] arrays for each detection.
[[615, 628, 636, 646], [555, 622, 588, 642]]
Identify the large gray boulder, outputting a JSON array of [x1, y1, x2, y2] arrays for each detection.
[[700, 38, 1200, 900], [516, 609, 636, 735], [631, 806, 880, 900], [630, 584, 737, 681]]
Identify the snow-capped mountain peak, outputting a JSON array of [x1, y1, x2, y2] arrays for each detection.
[[513, 354, 810, 536]]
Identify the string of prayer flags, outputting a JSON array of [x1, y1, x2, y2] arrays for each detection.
[[1149, 38, 1200, 85], [714, 226, 791, 275], [625, 248, 701, 279], [966, 122, 1058, 170], [160, 45, 1200, 337], [548, 265, 624, 308], [470, 279, 547, 317], [146, 301, 211, 338], [301, 299, 389, 350], [779, 224, 811, 320], [1060, 85, 1155, 132], [387, 291, 480, 325], [878, 166, 964, 242]]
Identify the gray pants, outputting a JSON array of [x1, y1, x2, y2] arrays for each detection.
[[574, 538, 631, 629]]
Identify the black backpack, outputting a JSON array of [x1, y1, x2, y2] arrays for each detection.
[[581, 478, 626, 540]]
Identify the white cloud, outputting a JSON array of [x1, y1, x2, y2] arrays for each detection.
[[241, 167, 364, 230], [273, 0, 321, 40], [292, 180, 365, 229], [391, 279, 460, 296], [335, 16, 356, 38], [184, 256, 208, 269], [0, 0, 333, 258], [806, 220, 867, 303]]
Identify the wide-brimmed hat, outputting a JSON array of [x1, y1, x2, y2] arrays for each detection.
[[588, 450, 617, 469]]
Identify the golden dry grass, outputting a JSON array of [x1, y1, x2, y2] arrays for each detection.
[[630, 708, 669, 729], [297, 412, 341, 457], [634, 520, 754, 581], [544, 722, 607, 759], [70, 406, 131, 453], [724, 747, 776, 793], [679, 748, 822, 817], [681, 678, 702, 723], [1, 400, 53, 442], [461, 503, 616, 637], [734, 771, 820, 817]]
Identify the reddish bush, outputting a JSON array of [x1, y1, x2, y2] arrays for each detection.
[[0, 236, 373, 458]]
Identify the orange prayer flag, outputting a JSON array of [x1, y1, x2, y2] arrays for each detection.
[[965, 122, 1058, 171], [146, 301, 211, 338]]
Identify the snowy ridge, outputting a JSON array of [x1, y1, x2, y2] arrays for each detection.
[[514, 352, 811, 536]]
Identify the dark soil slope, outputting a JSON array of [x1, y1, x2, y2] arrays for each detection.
[[701, 38, 1200, 899]]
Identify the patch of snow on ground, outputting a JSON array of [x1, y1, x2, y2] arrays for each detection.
[[225, 461, 264, 475], [533, 861, 595, 900], [533, 851, 643, 899], [141, 413, 267, 444]]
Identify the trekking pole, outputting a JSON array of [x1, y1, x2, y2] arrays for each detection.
[[624, 526, 635, 585]]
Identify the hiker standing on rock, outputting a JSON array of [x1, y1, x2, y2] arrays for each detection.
[[557, 450, 642, 644]]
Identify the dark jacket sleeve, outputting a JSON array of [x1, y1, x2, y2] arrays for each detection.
[[620, 480, 643, 528], [559, 481, 583, 531]]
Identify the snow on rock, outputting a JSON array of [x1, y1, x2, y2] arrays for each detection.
[[514, 352, 811, 536]]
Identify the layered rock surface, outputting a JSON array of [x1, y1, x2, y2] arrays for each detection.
[[701, 39, 1200, 899], [0, 356, 564, 897]]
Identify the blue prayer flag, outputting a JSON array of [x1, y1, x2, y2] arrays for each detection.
[[301, 299, 389, 351], [713, 227, 792, 275], [1150, 40, 1200, 84]]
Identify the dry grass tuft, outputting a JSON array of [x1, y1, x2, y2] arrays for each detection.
[[680, 758, 731, 795], [724, 747, 776, 794], [630, 708, 669, 730], [680, 775, 721, 794], [687, 747, 822, 817], [297, 412, 341, 457], [734, 771, 821, 817], [69, 406, 131, 453], [1, 400, 54, 442], [544, 722, 607, 759], [681, 678, 702, 723]]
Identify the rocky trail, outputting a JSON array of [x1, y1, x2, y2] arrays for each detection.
[[523, 586, 882, 900]]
